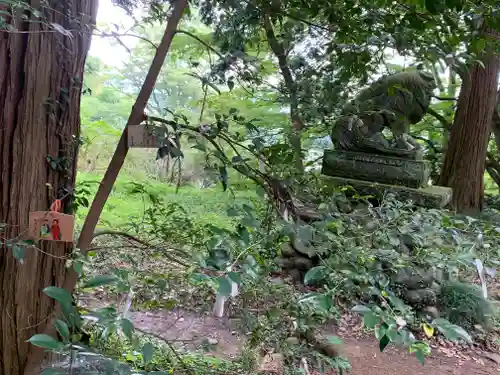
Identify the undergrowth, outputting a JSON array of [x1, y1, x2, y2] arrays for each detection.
[[44, 178, 500, 375]]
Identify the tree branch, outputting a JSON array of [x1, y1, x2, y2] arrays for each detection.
[[91, 230, 191, 267], [427, 108, 452, 130]]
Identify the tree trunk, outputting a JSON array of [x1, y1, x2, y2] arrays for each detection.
[[438, 31, 499, 214], [0, 1, 97, 374]]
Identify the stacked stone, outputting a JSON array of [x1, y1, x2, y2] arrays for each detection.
[[275, 241, 316, 283], [393, 267, 445, 315]]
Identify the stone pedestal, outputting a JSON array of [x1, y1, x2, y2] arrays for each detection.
[[319, 176, 452, 209], [322, 150, 430, 188]]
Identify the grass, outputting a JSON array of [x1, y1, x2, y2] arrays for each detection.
[[75, 171, 259, 231]]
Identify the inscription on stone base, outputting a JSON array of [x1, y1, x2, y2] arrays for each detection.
[[322, 149, 430, 189]]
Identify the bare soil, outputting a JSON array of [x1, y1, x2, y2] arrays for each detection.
[[126, 308, 500, 375]]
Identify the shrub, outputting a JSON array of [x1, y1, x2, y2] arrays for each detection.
[[439, 281, 493, 331]]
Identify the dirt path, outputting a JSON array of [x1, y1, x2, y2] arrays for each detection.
[[127, 309, 500, 375], [340, 337, 495, 375]]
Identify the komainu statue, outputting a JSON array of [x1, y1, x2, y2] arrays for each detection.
[[331, 70, 437, 158]]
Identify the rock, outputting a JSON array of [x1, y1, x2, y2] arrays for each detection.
[[269, 277, 284, 285], [395, 268, 434, 289], [482, 352, 500, 365], [292, 237, 317, 257], [280, 243, 297, 258], [404, 288, 437, 306], [474, 324, 485, 333], [206, 338, 219, 346], [285, 337, 300, 345], [430, 281, 441, 295], [275, 257, 294, 269], [432, 268, 445, 283], [288, 269, 303, 283], [293, 256, 314, 270], [421, 306, 440, 319]]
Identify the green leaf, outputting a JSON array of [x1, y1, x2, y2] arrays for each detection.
[[245, 255, 257, 267], [54, 320, 70, 342], [351, 305, 372, 314], [41, 369, 64, 375], [83, 275, 119, 289], [386, 326, 399, 342], [327, 335, 343, 345], [227, 272, 242, 285], [379, 335, 390, 352], [12, 245, 25, 261], [415, 349, 425, 365], [231, 155, 243, 163], [73, 261, 84, 277], [217, 276, 232, 296], [43, 287, 73, 310], [226, 207, 240, 217], [375, 324, 387, 340], [297, 225, 314, 243], [229, 107, 238, 115], [192, 143, 207, 152], [143, 342, 154, 365], [27, 334, 61, 350], [304, 266, 327, 285], [363, 312, 380, 329], [433, 318, 472, 344], [120, 318, 134, 340], [169, 146, 184, 158]]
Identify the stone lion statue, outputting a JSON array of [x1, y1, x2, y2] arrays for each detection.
[[331, 70, 437, 158]]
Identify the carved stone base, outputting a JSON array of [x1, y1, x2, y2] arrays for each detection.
[[322, 149, 430, 188], [319, 176, 453, 209]]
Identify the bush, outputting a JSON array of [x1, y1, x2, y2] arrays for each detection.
[[439, 281, 493, 331]]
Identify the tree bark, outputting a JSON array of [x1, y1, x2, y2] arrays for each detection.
[[0, 1, 97, 374], [438, 30, 500, 214]]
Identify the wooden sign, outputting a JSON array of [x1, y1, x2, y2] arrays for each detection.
[[128, 124, 166, 148], [28, 211, 75, 242]]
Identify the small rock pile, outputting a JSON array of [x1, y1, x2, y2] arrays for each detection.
[[392, 267, 446, 316], [275, 241, 317, 284]]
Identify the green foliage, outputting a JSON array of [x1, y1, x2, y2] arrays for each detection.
[[22, 0, 500, 373], [439, 281, 494, 331], [74, 172, 258, 230]]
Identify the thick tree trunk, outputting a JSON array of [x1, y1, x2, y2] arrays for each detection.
[[0, 1, 97, 375], [438, 32, 499, 214]]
